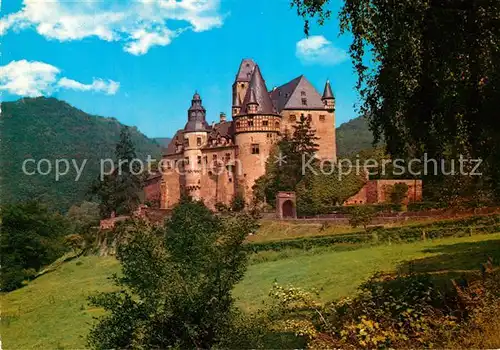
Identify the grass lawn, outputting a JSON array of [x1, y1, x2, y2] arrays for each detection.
[[2, 233, 500, 349]]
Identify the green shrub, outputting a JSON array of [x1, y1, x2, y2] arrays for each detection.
[[347, 206, 376, 231]]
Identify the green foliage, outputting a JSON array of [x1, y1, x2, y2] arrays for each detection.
[[66, 201, 100, 233], [245, 214, 500, 253], [254, 114, 320, 205], [0, 97, 161, 212], [231, 192, 246, 212], [296, 165, 366, 216], [390, 183, 409, 207], [90, 126, 144, 217], [0, 201, 69, 291], [336, 116, 376, 157], [348, 206, 376, 231], [87, 200, 259, 349]]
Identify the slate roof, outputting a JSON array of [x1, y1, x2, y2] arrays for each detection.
[[323, 80, 334, 99], [235, 59, 256, 82], [164, 129, 183, 155], [185, 92, 210, 132], [240, 65, 277, 115], [209, 121, 234, 139], [270, 75, 325, 112]]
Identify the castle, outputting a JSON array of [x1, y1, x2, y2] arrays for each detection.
[[144, 59, 337, 209]]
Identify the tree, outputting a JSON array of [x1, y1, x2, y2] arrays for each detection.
[[296, 165, 366, 216], [87, 200, 259, 349], [390, 183, 409, 207], [91, 126, 143, 217], [347, 206, 376, 232], [253, 115, 320, 205], [292, 0, 500, 196], [0, 201, 69, 291]]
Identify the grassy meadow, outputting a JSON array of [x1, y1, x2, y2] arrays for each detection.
[[2, 231, 500, 349]]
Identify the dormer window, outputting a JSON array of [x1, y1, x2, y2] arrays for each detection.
[[301, 91, 306, 96], [301, 98, 308, 106]]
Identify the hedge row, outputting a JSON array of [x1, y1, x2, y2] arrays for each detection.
[[246, 214, 500, 253]]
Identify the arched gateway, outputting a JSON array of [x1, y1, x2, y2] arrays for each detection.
[[276, 191, 297, 219]]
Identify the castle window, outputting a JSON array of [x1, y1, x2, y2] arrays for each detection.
[[289, 115, 296, 122], [213, 154, 217, 161], [262, 120, 269, 127], [248, 120, 254, 127], [204, 156, 208, 164], [197, 137, 202, 146], [184, 157, 189, 165], [166, 161, 172, 169], [301, 98, 308, 106], [197, 156, 202, 164], [319, 115, 326, 122], [225, 153, 231, 162], [251, 143, 260, 154], [301, 91, 306, 96], [184, 138, 189, 146], [275, 121, 280, 129], [267, 133, 272, 138], [307, 114, 312, 121], [241, 83, 245, 89]]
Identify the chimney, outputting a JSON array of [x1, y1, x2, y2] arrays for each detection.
[[220, 112, 227, 123]]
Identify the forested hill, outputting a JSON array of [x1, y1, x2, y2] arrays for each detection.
[[0, 97, 162, 212], [336, 115, 376, 156]]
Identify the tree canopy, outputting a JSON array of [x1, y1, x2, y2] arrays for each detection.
[[293, 0, 500, 195]]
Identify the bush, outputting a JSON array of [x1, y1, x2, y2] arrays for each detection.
[[0, 201, 69, 291], [87, 200, 259, 349], [347, 206, 376, 231]]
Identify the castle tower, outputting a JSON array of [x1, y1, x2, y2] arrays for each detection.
[[233, 65, 281, 201], [183, 92, 209, 200], [322, 80, 335, 111], [232, 59, 256, 118]]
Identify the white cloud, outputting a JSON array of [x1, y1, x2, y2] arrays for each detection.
[[0, 0, 224, 55], [0, 60, 120, 97], [296, 35, 348, 66], [57, 77, 120, 95], [0, 60, 60, 96]]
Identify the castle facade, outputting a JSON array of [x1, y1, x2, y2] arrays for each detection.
[[148, 59, 337, 209]]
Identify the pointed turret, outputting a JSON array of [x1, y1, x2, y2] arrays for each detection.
[[240, 65, 276, 115], [232, 91, 241, 116], [247, 88, 259, 114], [322, 80, 335, 110]]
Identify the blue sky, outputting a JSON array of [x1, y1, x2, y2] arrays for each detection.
[[1, 0, 360, 138]]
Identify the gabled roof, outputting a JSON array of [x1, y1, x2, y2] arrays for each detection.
[[270, 75, 325, 112], [234, 59, 256, 82], [164, 129, 183, 155], [240, 65, 276, 115], [209, 121, 234, 139]]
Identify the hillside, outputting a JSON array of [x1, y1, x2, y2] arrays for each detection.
[[0, 97, 162, 212], [336, 115, 376, 156], [153, 137, 172, 148]]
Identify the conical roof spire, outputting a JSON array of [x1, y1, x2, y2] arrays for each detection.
[[322, 80, 334, 100], [241, 65, 276, 114], [248, 88, 258, 105]]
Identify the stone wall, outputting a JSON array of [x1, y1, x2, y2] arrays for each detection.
[[345, 179, 423, 205]]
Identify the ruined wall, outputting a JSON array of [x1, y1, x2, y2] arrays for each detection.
[[344, 179, 423, 205], [144, 175, 161, 206]]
